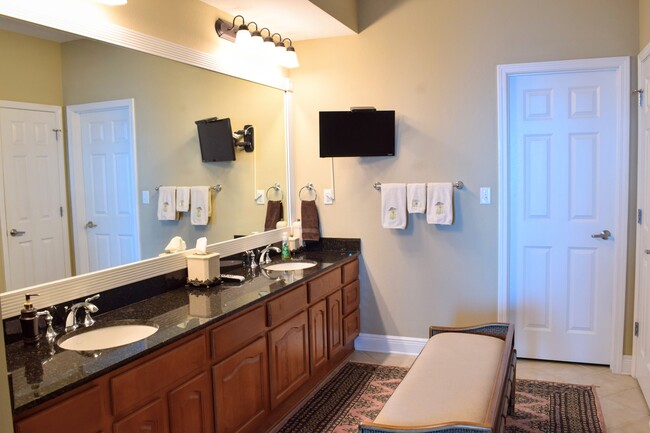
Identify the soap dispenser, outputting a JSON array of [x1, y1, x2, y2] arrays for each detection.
[[20, 293, 40, 345]]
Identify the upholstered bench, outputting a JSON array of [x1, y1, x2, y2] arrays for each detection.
[[359, 323, 516, 433]]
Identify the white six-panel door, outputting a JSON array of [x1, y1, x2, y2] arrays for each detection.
[[67, 100, 140, 274], [507, 63, 626, 364], [0, 102, 70, 291]]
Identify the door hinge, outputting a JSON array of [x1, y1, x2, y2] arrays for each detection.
[[635, 321, 640, 337], [634, 89, 644, 107], [639, 209, 643, 225], [60, 206, 63, 217]]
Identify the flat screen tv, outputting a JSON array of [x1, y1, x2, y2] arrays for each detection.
[[319, 110, 395, 157], [195, 117, 236, 162]]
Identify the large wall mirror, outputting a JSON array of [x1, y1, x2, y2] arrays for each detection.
[[0, 16, 290, 293]]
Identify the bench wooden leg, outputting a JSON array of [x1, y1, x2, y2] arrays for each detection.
[[508, 351, 517, 416]]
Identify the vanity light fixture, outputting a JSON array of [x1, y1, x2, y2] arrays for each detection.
[[215, 16, 299, 68]]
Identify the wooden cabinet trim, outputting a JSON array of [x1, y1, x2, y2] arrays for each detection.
[[342, 259, 359, 285], [267, 285, 307, 327], [110, 334, 207, 417], [211, 306, 266, 362], [307, 268, 342, 303], [342, 280, 360, 315]]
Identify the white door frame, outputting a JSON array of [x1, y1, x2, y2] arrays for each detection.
[[633, 42, 650, 380], [0, 100, 72, 291], [497, 57, 631, 373], [66, 98, 140, 274]]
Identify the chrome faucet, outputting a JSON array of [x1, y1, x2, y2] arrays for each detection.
[[36, 310, 57, 342], [260, 244, 281, 264], [65, 294, 100, 332]]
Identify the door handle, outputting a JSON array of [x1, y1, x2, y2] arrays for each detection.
[[591, 230, 611, 240], [9, 229, 25, 237], [85, 221, 98, 229]]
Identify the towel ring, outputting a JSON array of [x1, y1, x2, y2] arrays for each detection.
[[266, 183, 284, 201], [299, 183, 318, 201]]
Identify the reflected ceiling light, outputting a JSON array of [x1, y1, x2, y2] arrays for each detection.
[[96, 0, 127, 5], [215, 16, 299, 68]]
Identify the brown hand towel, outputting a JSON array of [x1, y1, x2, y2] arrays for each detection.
[[301, 200, 320, 241], [264, 200, 283, 231]]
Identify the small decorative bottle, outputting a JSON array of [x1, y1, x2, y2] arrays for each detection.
[[281, 233, 291, 260]]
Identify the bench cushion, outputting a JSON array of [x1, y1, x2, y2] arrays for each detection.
[[373, 332, 505, 427]]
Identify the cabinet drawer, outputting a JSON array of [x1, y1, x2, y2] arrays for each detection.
[[267, 285, 307, 327], [15, 385, 105, 433], [343, 310, 360, 346], [110, 334, 206, 416], [211, 306, 266, 362], [307, 268, 342, 302], [342, 280, 360, 315], [342, 259, 359, 285]]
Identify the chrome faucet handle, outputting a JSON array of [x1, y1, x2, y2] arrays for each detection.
[[260, 245, 281, 264], [36, 310, 57, 342], [246, 250, 258, 269], [82, 309, 96, 328], [84, 294, 100, 303]]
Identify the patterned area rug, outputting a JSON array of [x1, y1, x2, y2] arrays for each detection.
[[277, 362, 606, 433]]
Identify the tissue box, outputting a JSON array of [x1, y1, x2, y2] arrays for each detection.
[[187, 252, 220, 284]]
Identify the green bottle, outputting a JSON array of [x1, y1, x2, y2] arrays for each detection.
[[281, 234, 291, 260]]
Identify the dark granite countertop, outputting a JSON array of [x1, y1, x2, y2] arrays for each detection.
[[6, 248, 359, 415]]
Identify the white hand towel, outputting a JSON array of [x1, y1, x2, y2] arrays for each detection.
[[176, 187, 190, 212], [426, 182, 453, 225], [381, 183, 407, 229], [191, 186, 212, 225], [157, 186, 177, 220], [407, 183, 426, 214]]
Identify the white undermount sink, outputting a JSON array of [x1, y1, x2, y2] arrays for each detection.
[[57, 320, 158, 352], [262, 260, 318, 271]]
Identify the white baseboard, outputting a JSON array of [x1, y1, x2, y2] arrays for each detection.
[[621, 355, 632, 375], [354, 333, 427, 356]]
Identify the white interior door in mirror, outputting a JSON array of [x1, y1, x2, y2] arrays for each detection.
[[68, 99, 140, 273], [0, 103, 70, 291]]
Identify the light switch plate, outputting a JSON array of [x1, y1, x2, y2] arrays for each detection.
[[142, 190, 149, 204], [480, 187, 491, 205], [255, 190, 265, 205], [324, 189, 334, 205]]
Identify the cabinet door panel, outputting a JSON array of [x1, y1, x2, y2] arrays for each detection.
[[327, 290, 343, 359], [309, 299, 328, 373], [14, 385, 105, 433], [268, 311, 309, 409], [342, 280, 360, 315], [168, 371, 214, 433], [343, 309, 360, 346], [213, 337, 269, 433], [113, 399, 166, 433]]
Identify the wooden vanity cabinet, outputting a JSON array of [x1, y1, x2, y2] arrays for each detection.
[[213, 337, 269, 433], [268, 310, 310, 409], [14, 384, 107, 433], [14, 257, 361, 433]]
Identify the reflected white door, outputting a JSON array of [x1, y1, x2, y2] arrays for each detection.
[[508, 66, 623, 364], [67, 100, 140, 273], [635, 47, 650, 404], [0, 103, 70, 291]]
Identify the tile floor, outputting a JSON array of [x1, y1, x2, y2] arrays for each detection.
[[348, 351, 650, 433]]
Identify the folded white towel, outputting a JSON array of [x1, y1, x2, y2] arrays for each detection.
[[157, 186, 177, 220], [191, 186, 212, 225], [381, 183, 407, 229], [407, 183, 426, 214], [176, 186, 190, 212], [426, 182, 453, 225]]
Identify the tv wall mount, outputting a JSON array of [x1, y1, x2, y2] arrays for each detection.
[[234, 125, 254, 152]]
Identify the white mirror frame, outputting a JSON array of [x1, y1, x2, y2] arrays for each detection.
[[0, 4, 296, 319]]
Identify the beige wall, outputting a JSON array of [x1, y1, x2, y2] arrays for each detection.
[[291, 0, 640, 352], [61, 39, 286, 258], [641, 0, 650, 48]]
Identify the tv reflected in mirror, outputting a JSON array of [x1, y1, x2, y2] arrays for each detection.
[[196, 117, 236, 162]]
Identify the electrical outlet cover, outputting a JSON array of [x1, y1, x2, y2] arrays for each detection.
[[255, 190, 265, 205], [324, 189, 334, 205], [480, 187, 491, 205]]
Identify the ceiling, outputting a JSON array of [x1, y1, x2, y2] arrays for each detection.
[[201, 0, 357, 41]]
